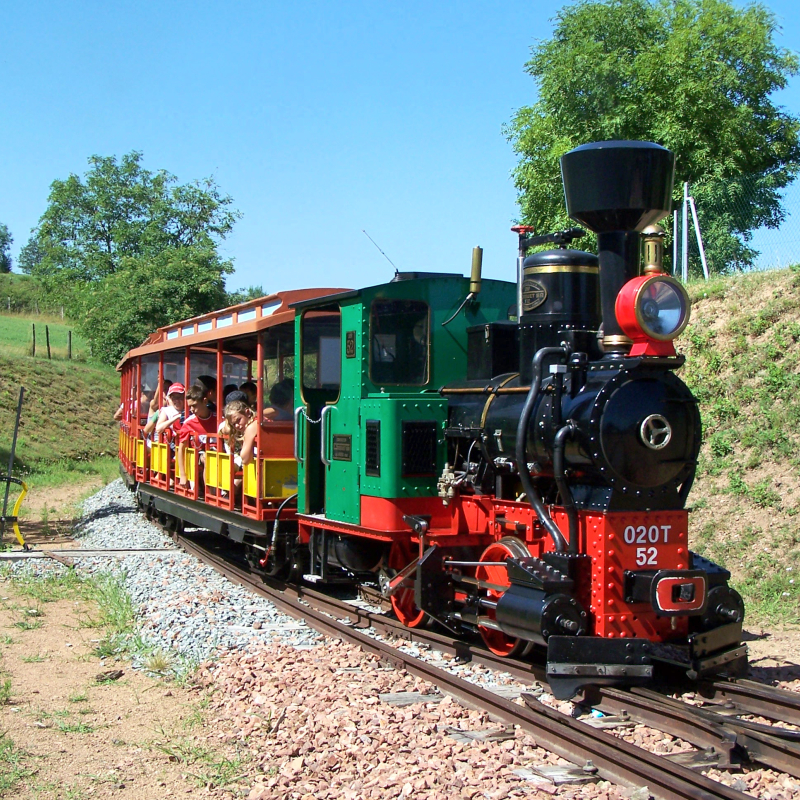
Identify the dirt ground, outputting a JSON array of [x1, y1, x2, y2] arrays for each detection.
[[0, 580, 219, 799], [2, 478, 240, 798], [3, 479, 800, 799]]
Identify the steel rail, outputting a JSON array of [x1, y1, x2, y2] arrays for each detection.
[[172, 529, 750, 800], [585, 685, 739, 768], [699, 679, 800, 727], [627, 687, 800, 779]]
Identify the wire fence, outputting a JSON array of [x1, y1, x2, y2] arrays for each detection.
[[749, 181, 800, 271], [674, 177, 800, 278]]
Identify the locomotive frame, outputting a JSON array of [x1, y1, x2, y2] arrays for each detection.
[[119, 140, 747, 699]]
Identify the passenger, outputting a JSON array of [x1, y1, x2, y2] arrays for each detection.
[[196, 375, 218, 412], [239, 381, 258, 410], [263, 379, 294, 421], [155, 383, 186, 439], [224, 389, 248, 405], [217, 392, 248, 455], [222, 383, 238, 402], [224, 399, 260, 467], [143, 381, 171, 440], [177, 384, 217, 489]]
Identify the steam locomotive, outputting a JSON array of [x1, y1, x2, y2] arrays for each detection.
[[120, 140, 746, 699]]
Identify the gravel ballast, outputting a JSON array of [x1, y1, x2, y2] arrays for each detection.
[[4, 479, 799, 799]]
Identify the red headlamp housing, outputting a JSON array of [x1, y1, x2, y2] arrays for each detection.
[[615, 273, 691, 357]]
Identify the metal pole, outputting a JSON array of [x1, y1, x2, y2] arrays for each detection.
[[682, 182, 689, 282], [673, 213, 679, 276], [688, 196, 710, 280], [46, 325, 51, 359], [0, 387, 25, 544]]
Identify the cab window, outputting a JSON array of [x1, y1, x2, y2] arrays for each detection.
[[370, 299, 429, 385], [301, 310, 341, 394]]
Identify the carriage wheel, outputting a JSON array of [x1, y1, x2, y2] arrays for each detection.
[[475, 537, 531, 657], [389, 547, 427, 628]]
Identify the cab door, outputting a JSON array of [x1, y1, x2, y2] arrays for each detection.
[[322, 305, 362, 524], [297, 306, 342, 516]]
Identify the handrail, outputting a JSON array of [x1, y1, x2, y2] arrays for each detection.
[[320, 405, 333, 466], [293, 406, 305, 464]]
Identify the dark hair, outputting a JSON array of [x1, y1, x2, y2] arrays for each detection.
[[222, 383, 238, 398], [186, 384, 206, 402], [269, 379, 294, 408], [196, 375, 217, 392], [225, 390, 248, 405]]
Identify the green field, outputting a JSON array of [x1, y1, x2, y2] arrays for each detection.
[[0, 311, 120, 514], [0, 314, 90, 360]]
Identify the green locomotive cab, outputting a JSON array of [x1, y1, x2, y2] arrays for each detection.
[[292, 273, 517, 535]]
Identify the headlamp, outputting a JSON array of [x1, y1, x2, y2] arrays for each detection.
[[616, 274, 691, 356]]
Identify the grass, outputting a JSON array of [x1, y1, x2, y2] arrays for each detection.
[[151, 727, 249, 789], [681, 267, 800, 623], [0, 567, 175, 676], [21, 653, 47, 663], [0, 732, 35, 794], [0, 313, 89, 361], [0, 349, 119, 482]]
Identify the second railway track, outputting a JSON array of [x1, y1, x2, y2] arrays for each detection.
[[165, 525, 800, 800]]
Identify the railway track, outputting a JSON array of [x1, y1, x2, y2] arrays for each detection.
[[150, 527, 800, 800]]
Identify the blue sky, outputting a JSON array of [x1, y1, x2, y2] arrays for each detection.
[[2, 0, 799, 292]]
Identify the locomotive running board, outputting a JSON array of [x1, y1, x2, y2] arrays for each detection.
[[545, 636, 653, 700]]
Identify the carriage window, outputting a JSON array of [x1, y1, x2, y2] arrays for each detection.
[[188, 350, 217, 391], [222, 353, 249, 386], [262, 323, 296, 396], [162, 353, 185, 386], [370, 299, 429, 385], [301, 311, 341, 392]]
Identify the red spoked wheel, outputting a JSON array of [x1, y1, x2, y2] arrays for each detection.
[[475, 537, 531, 657], [389, 546, 427, 628]]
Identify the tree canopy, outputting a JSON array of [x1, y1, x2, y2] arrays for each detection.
[[23, 152, 241, 362], [505, 0, 800, 273], [0, 223, 12, 273]]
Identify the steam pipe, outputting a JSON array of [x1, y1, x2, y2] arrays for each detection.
[[515, 345, 570, 553], [553, 421, 579, 555]]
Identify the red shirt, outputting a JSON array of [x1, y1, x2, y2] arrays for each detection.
[[178, 413, 218, 448]]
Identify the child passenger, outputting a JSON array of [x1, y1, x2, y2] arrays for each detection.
[[263, 379, 294, 421], [155, 383, 186, 439], [177, 384, 217, 489], [223, 400, 258, 466]]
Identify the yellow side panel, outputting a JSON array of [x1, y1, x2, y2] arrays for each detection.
[[218, 453, 231, 491], [263, 459, 297, 498], [206, 451, 220, 488], [136, 440, 146, 469], [205, 451, 231, 491], [243, 462, 257, 498], [152, 443, 168, 475], [184, 448, 196, 482]]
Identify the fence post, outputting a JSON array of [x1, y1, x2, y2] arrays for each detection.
[[6, 297, 9, 311], [45, 325, 51, 360], [32, 323, 36, 356], [60, 306, 64, 320], [682, 182, 689, 282], [68, 331, 72, 360]]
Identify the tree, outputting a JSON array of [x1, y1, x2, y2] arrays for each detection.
[[23, 152, 241, 361], [80, 246, 230, 364], [505, 0, 800, 274], [0, 223, 12, 273], [226, 284, 267, 306]]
